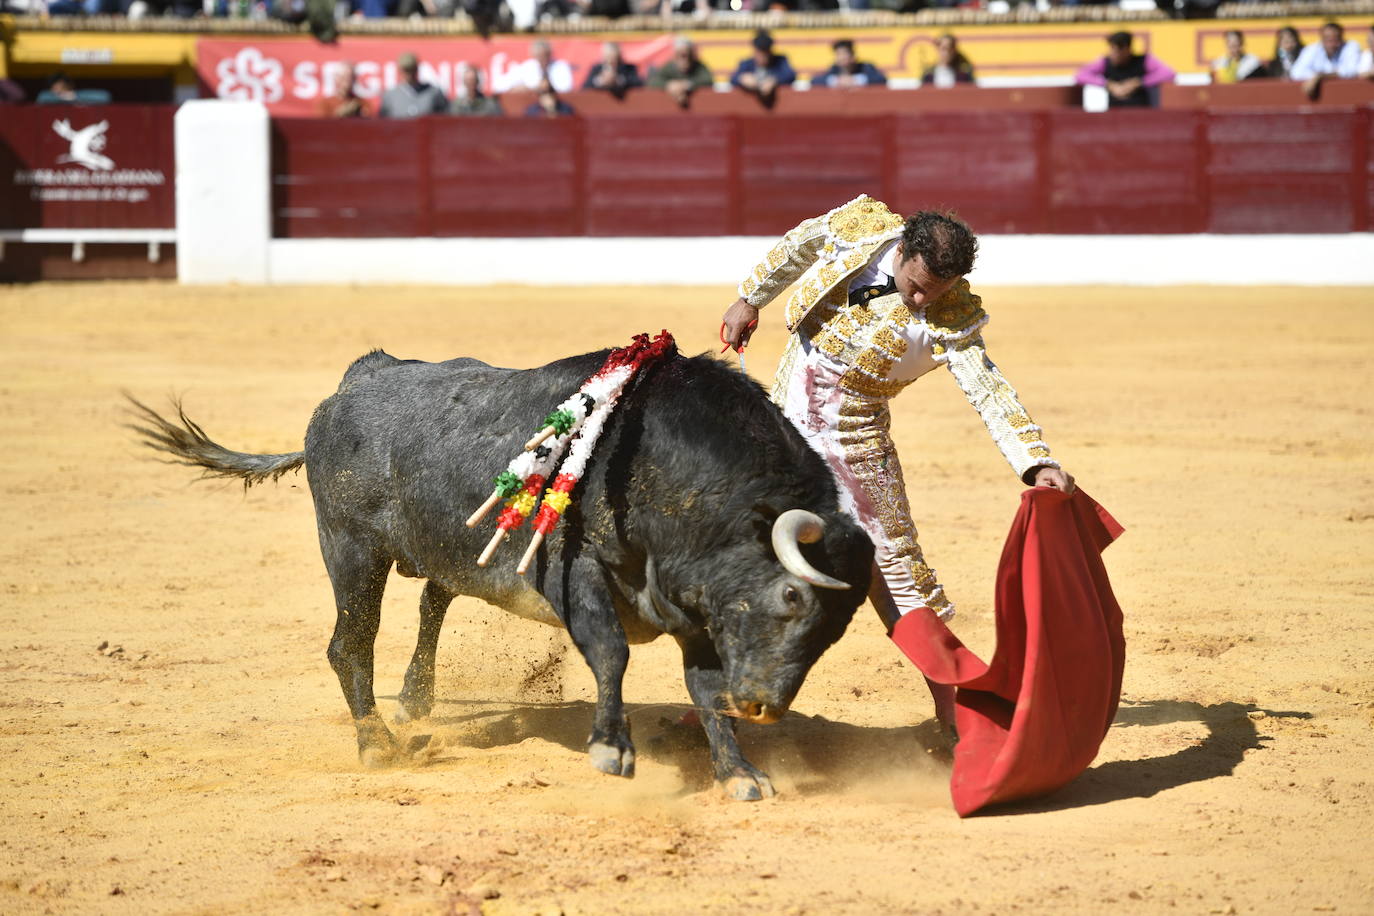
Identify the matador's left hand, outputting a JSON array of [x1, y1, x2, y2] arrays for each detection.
[[1033, 467, 1076, 494]]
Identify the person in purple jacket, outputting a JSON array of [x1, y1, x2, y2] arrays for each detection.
[[1075, 31, 1176, 108]]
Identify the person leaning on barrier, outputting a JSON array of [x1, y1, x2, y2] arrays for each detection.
[[730, 29, 796, 107], [1263, 26, 1305, 79], [1360, 23, 1374, 78], [920, 34, 974, 88], [379, 53, 448, 119], [648, 37, 714, 109], [582, 42, 643, 99], [812, 39, 887, 89], [1290, 21, 1364, 98], [450, 63, 503, 118], [1075, 31, 1176, 108], [1211, 30, 1262, 84]]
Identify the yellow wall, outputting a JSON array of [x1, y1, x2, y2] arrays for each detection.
[[1, 15, 1362, 84]]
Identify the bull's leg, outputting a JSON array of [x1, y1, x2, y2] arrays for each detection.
[[396, 580, 455, 723], [555, 561, 635, 778], [677, 635, 776, 801], [321, 532, 396, 769]]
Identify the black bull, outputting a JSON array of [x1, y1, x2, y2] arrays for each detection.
[[130, 346, 874, 800]]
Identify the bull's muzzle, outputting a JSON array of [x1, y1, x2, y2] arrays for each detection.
[[726, 697, 788, 725]]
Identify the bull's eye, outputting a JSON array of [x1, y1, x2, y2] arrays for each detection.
[[783, 585, 801, 604]]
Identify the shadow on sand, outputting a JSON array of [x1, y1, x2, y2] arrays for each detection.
[[983, 698, 1313, 816], [381, 693, 1309, 811]]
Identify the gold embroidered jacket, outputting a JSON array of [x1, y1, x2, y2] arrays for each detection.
[[741, 194, 1058, 482]]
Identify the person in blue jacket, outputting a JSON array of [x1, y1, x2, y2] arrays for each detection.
[[812, 39, 888, 89], [730, 29, 796, 106]]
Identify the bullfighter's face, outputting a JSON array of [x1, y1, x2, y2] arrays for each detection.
[[894, 246, 962, 310]]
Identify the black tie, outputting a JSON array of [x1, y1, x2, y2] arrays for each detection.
[[848, 274, 897, 306]]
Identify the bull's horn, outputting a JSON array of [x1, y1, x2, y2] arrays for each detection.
[[771, 509, 850, 591]]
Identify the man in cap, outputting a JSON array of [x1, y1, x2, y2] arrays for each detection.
[[379, 52, 449, 119], [730, 30, 796, 106]]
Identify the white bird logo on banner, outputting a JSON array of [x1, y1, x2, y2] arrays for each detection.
[[53, 119, 115, 171]]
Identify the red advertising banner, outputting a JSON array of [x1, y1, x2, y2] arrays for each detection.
[[0, 105, 174, 229], [196, 37, 677, 118]]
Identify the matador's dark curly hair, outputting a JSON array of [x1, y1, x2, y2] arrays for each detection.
[[900, 211, 978, 279]]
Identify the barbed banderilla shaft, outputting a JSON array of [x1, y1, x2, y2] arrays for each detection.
[[523, 425, 559, 452], [516, 531, 545, 576], [476, 528, 507, 567], [466, 488, 504, 528]]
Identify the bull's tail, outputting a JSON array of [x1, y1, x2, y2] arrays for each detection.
[[125, 394, 305, 489]]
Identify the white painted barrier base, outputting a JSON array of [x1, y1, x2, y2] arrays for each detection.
[[266, 234, 1374, 287]]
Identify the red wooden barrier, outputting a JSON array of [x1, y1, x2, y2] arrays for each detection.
[[271, 107, 1374, 239]]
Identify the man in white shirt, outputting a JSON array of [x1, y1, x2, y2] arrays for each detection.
[[1290, 22, 1363, 85], [1358, 23, 1374, 78]]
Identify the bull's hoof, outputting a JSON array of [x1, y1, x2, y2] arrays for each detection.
[[721, 769, 776, 801], [360, 745, 394, 770], [588, 741, 636, 778], [355, 713, 399, 769], [395, 684, 433, 724]]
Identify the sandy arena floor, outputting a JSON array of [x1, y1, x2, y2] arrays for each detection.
[[1, 281, 1372, 914]]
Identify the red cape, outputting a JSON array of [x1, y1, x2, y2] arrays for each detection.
[[890, 488, 1125, 816]]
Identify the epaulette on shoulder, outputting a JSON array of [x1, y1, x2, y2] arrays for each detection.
[[823, 194, 905, 248], [922, 279, 989, 344]]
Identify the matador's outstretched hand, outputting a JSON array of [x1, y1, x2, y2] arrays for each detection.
[[1033, 466, 1076, 494], [720, 298, 760, 353]]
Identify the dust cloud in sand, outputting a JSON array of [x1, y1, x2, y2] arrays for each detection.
[[1, 282, 1372, 914]]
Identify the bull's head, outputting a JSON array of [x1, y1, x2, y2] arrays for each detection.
[[705, 507, 873, 725]]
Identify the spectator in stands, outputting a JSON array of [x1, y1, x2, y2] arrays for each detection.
[[1290, 22, 1364, 95], [379, 53, 448, 119], [1360, 24, 1374, 78], [450, 63, 503, 117], [317, 63, 373, 118], [500, 39, 575, 94], [730, 30, 796, 107], [1262, 26, 1304, 79], [35, 72, 111, 105], [1075, 31, 1176, 108], [582, 42, 643, 98], [813, 39, 887, 89], [524, 77, 575, 118], [920, 34, 975, 88], [648, 36, 714, 109], [35, 72, 78, 104], [1211, 30, 1262, 83]]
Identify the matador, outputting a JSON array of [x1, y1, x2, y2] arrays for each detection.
[[720, 195, 1075, 676]]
